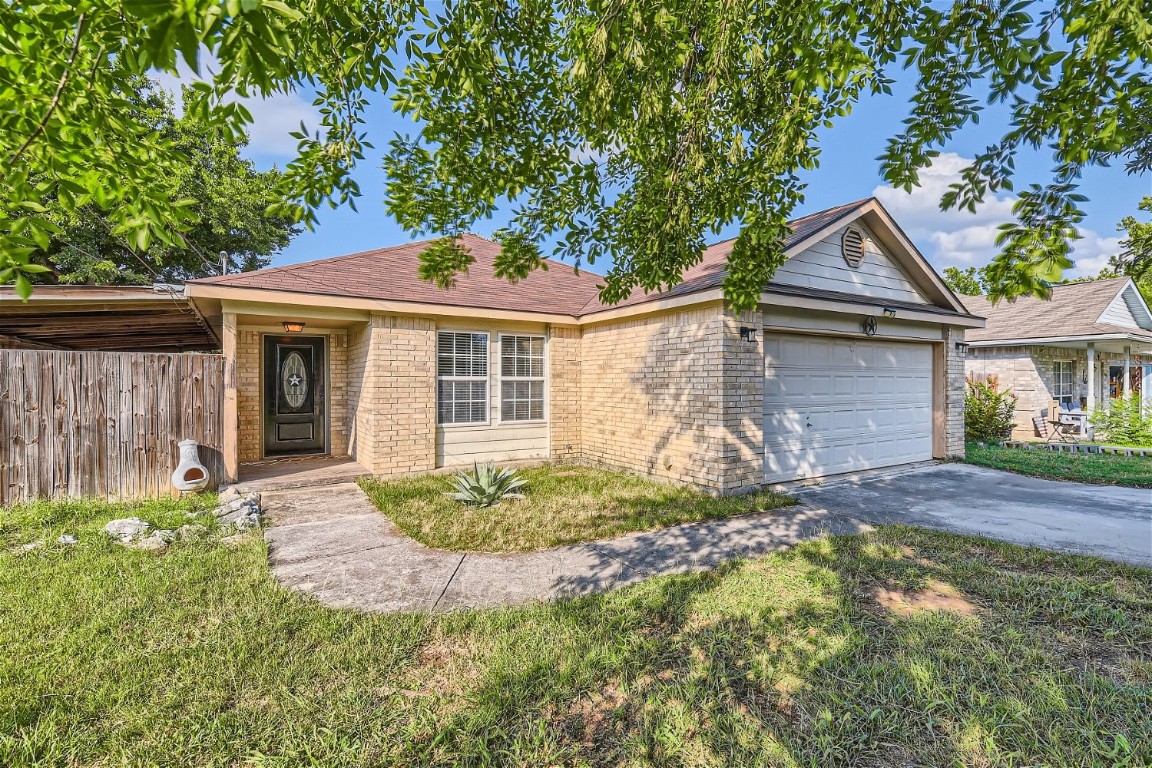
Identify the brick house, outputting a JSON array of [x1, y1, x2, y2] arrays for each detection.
[[963, 278, 1152, 440], [185, 198, 982, 492]]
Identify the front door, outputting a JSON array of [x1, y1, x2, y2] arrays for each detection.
[[263, 335, 326, 456]]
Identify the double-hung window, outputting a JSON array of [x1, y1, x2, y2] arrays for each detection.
[[1052, 361, 1074, 401], [437, 332, 489, 424], [500, 335, 545, 421]]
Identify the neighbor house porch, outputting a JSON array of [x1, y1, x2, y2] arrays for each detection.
[[966, 335, 1152, 440]]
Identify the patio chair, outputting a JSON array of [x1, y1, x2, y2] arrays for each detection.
[[1033, 408, 1077, 443], [1032, 412, 1052, 440]]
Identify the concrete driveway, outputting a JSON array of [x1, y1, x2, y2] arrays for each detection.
[[794, 464, 1152, 567]]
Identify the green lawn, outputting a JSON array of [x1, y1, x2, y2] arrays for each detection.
[[359, 464, 796, 552], [3, 497, 1150, 767], [966, 443, 1152, 488]]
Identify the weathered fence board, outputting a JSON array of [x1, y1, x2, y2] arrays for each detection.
[[1, 350, 225, 503]]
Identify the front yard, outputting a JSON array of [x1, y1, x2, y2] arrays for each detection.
[[359, 464, 796, 552], [3, 495, 1149, 766], [966, 443, 1152, 488]]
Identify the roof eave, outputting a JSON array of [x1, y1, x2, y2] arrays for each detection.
[[969, 333, 1152, 347]]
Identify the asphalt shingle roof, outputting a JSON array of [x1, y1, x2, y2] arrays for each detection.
[[192, 200, 874, 318], [961, 278, 1152, 343]]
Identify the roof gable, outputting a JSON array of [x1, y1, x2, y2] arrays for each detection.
[[1098, 280, 1152, 330], [964, 277, 1152, 343], [575, 199, 874, 315], [595, 197, 967, 315], [769, 220, 931, 305]]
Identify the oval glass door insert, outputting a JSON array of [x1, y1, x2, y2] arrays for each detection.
[[281, 351, 308, 409]]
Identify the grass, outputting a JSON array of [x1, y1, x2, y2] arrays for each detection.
[[966, 443, 1152, 488], [358, 464, 797, 552], [4, 497, 1151, 767]]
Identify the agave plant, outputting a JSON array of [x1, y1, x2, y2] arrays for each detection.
[[448, 463, 527, 508]]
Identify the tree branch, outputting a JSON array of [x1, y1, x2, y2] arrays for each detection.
[[9, 13, 87, 166]]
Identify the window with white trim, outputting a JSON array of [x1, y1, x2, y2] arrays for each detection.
[[437, 332, 489, 424], [500, 335, 545, 421], [1053, 361, 1074, 400]]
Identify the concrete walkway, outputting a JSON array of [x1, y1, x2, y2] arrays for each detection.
[[794, 464, 1152, 567], [262, 483, 871, 613]]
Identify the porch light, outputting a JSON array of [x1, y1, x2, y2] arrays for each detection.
[[882, 307, 897, 318], [739, 326, 758, 343], [955, 341, 969, 355], [282, 321, 306, 333]]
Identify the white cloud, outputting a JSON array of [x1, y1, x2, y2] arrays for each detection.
[[1069, 231, 1122, 277], [152, 57, 320, 158], [872, 152, 1118, 278]]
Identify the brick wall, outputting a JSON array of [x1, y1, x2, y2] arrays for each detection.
[[347, 322, 373, 467], [548, 325, 581, 462], [579, 304, 761, 492], [328, 331, 349, 456], [717, 310, 765, 492], [944, 327, 966, 456], [236, 328, 261, 462], [348, 315, 437, 475]]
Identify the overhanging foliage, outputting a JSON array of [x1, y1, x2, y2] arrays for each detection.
[[3, 1, 1149, 307]]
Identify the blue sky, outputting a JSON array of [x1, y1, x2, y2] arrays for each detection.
[[233, 70, 1151, 280]]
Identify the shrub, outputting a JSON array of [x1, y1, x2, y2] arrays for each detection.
[[965, 375, 1018, 443], [1089, 394, 1152, 447], [448, 463, 527, 508]]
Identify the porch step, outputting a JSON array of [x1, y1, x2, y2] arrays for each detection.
[[233, 456, 370, 494]]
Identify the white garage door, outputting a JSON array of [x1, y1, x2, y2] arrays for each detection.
[[763, 333, 934, 483]]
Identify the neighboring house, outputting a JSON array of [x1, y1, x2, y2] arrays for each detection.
[[963, 279, 1152, 440], [178, 197, 981, 492]]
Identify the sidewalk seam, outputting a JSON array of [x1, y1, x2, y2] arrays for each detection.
[[430, 554, 467, 611]]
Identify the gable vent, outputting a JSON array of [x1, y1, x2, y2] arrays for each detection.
[[841, 226, 866, 268]]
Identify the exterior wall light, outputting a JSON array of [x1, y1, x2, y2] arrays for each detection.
[[282, 321, 306, 333], [882, 307, 897, 318], [739, 326, 758, 343], [955, 341, 970, 355]]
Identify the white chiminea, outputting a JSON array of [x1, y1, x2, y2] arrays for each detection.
[[172, 439, 210, 493]]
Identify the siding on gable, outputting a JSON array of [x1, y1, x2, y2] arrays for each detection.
[[771, 223, 929, 304], [1098, 287, 1146, 329]]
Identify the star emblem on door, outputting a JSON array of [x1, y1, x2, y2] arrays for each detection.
[[288, 374, 303, 387]]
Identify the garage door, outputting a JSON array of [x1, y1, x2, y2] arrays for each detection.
[[763, 333, 934, 483]]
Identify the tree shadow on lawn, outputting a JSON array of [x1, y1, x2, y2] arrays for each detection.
[[401, 527, 1151, 767]]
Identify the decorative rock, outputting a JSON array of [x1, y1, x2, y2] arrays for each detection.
[[213, 493, 263, 529], [134, 533, 169, 552], [154, 529, 178, 543], [103, 518, 152, 542], [177, 523, 208, 541], [17, 540, 44, 553], [57, 534, 78, 546], [233, 511, 262, 531], [219, 532, 251, 547], [217, 486, 240, 504]]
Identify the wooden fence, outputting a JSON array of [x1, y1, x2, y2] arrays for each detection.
[[1, 350, 225, 503]]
